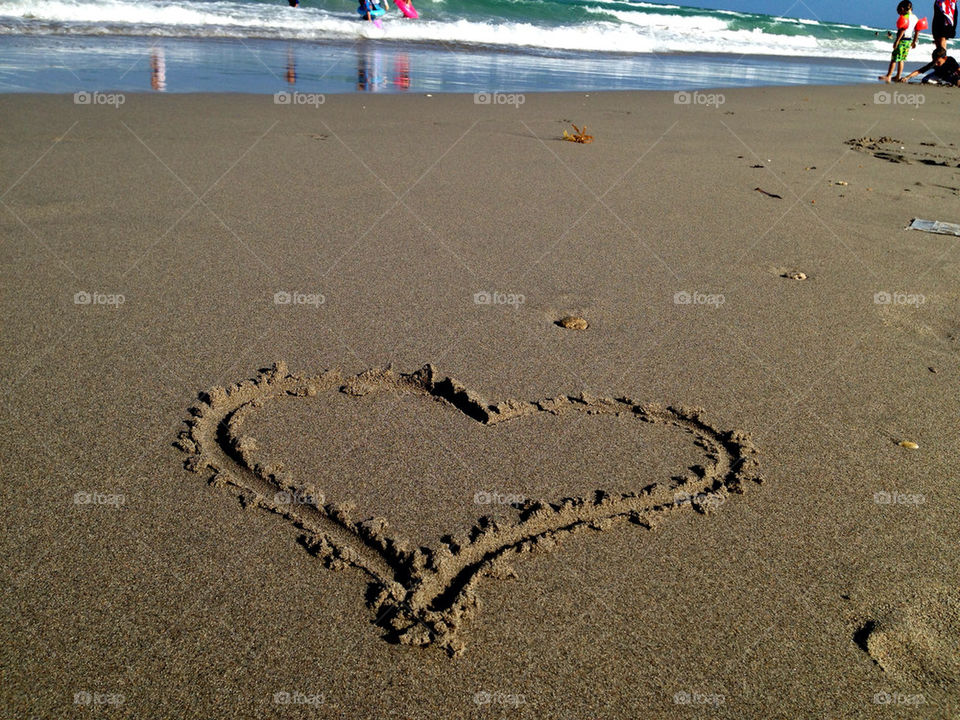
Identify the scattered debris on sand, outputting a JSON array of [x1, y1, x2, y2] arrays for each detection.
[[557, 315, 589, 330]]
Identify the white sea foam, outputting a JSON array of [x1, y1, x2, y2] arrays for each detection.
[[0, 0, 897, 60]]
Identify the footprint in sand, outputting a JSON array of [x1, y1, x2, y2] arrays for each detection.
[[176, 362, 762, 655], [856, 585, 960, 694], [845, 137, 960, 168], [876, 293, 960, 355]]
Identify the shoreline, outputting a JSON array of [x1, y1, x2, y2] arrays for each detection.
[[0, 34, 917, 94], [0, 33, 909, 61]]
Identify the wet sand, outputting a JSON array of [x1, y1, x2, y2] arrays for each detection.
[[1, 85, 959, 718]]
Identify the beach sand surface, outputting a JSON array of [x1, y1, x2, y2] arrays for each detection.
[[1, 86, 958, 718]]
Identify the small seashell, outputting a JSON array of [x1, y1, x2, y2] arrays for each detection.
[[898, 440, 919, 450], [782, 271, 807, 280], [835, 181, 848, 186], [557, 315, 589, 330]]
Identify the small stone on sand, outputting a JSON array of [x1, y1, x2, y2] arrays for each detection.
[[782, 271, 807, 280], [557, 316, 589, 330], [898, 440, 919, 450]]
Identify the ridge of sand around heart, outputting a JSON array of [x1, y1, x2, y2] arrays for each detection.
[[176, 362, 762, 655]]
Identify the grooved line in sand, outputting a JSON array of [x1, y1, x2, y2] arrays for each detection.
[[176, 362, 763, 656]]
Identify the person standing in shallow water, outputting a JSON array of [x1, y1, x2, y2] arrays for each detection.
[[880, 1, 921, 82], [932, 0, 957, 50]]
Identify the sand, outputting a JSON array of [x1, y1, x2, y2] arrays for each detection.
[[1, 85, 958, 718]]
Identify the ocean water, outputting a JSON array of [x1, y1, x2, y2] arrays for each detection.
[[0, 0, 936, 92], [1, 0, 904, 57]]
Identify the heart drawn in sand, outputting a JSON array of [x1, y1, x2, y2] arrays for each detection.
[[176, 363, 762, 656]]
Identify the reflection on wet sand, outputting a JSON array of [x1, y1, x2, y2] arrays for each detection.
[[150, 47, 166, 91], [286, 47, 296, 85], [394, 53, 410, 90], [358, 48, 411, 91]]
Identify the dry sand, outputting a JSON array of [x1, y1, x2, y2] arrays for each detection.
[[1, 85, 958, 718]]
